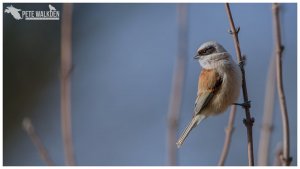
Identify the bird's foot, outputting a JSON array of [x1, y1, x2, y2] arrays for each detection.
[[233, 100, 251, 109]]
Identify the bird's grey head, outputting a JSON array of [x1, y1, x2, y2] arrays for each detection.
[[194, 41, 227, 59], [194, 41, 232, 69]]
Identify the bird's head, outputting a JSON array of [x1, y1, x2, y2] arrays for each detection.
[[194, 41, 232, 69]]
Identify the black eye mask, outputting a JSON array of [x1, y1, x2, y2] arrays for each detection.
[[198, 46, 216, 56]]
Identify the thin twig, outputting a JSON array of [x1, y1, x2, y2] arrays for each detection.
[[218, 105, 237, 166], [167, 4, 188, 166], [225, 3, 255, 166], [61, 3, 75, 166], [257, 56, 276, 166], [272, 3, 292, 166], [22, 118, 55, 166]]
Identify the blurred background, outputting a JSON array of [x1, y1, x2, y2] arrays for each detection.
[[3, 3, 297, 166]]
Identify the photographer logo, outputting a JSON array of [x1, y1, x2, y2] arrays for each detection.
[[4, 4, 60, 20]]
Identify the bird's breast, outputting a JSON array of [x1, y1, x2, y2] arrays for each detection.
[[199, 65, 241, 116]]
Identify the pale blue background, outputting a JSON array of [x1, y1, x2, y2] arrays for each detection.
[[3, 3, 297, 166]]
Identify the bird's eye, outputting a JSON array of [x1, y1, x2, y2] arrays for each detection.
[[197, 46, 215, 56], [205, 47, 214, 54]]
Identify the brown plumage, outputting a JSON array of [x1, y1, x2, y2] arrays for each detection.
[[198, 69, 222, 94]]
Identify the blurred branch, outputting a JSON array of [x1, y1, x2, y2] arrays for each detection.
[[167, 4, 188, 166], [273, 143, 283, 166], [272, 3, 292, 166], [218, 105, 237, 166], [257, 56, 276, 166], [22, 118, 54, 166], [225, 3, 255, 166], [61, 3, 75, 166]]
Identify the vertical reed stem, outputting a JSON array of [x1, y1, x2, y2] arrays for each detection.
[[61, 3, 75, 166], [225, 3, 255, 166], [257, 56, 276, 166], [167, 4, 188, 166], [218, 106, 237, 166], [272, 3, 292, 166]]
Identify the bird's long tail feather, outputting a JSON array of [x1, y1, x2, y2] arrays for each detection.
[[176, 115, 205, 148]]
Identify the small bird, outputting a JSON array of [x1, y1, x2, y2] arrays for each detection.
[[49, 4, 56, 11], [176, 41, 242, 148]]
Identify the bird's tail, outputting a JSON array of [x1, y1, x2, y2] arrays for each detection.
[[176, 115, 205, 148]]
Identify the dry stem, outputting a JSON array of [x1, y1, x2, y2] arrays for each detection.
[[61, 3, 75, 166], [272, 3, 292, 166], [167, 4, 188, 166], [257, 56, 276, 165], [218, 105, 237, 166], [22, 118, 54, 166], [225, 3, 255, 166], [273, 143, 283, 166]]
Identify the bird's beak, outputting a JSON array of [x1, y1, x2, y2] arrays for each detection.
[[194, 55, 200, 59]]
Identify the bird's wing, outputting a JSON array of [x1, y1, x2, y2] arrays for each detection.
[[193, 92, 214, 115], [193, 69, 223, 116]]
